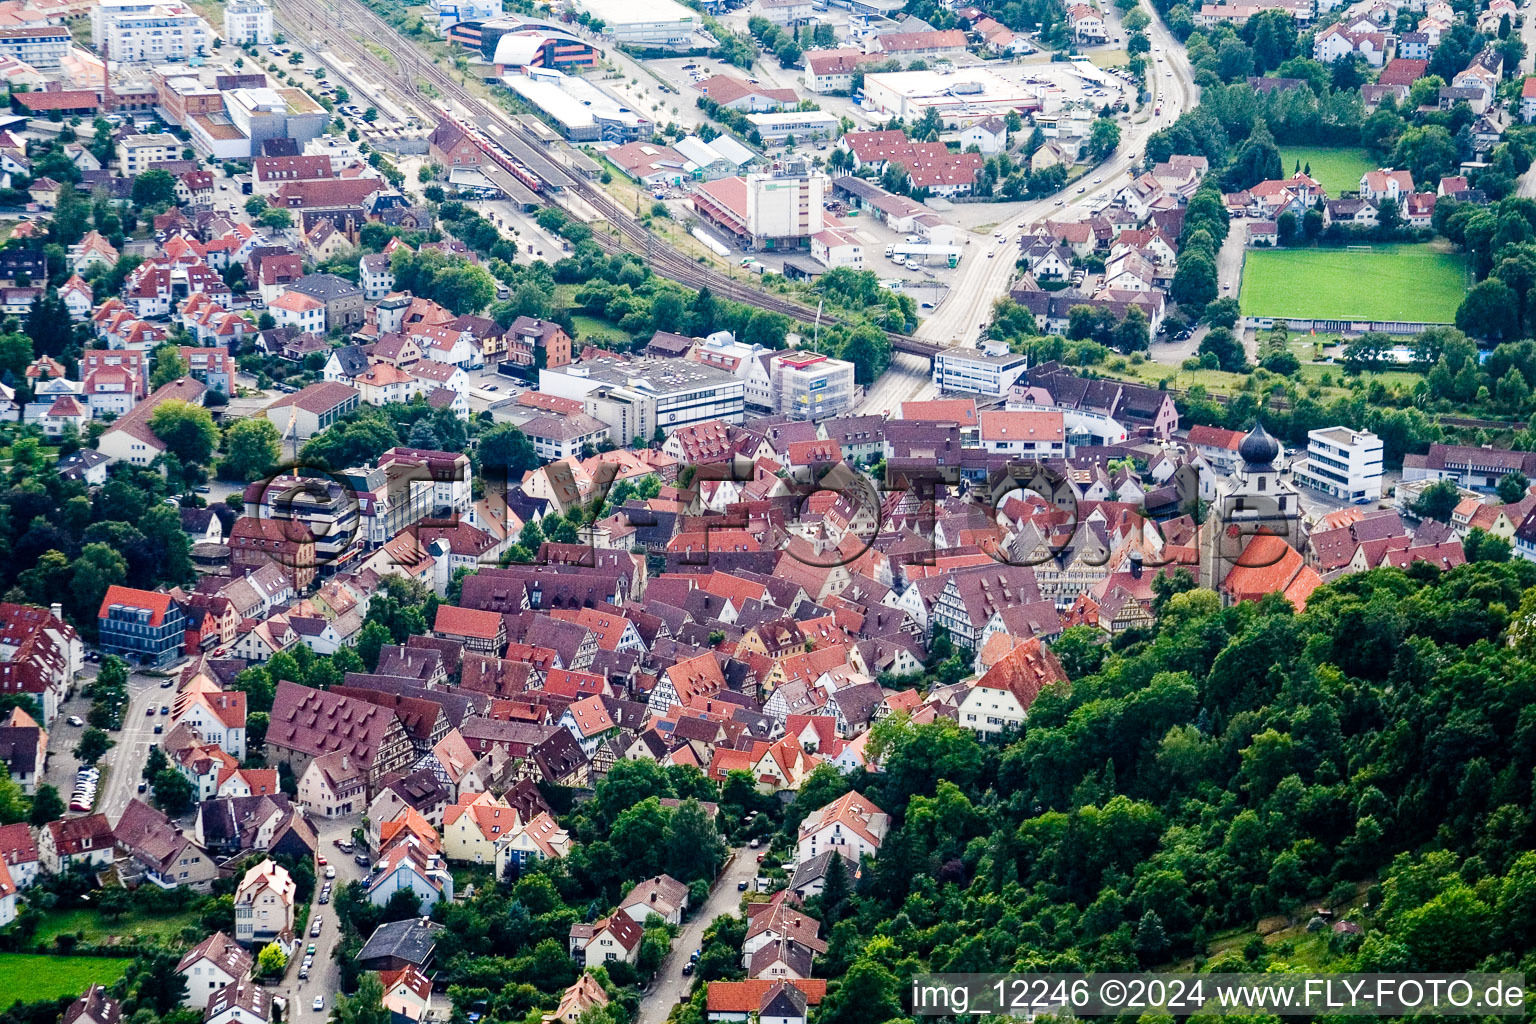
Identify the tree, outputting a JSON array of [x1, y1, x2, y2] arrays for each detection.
[[74, 727, 112, 764], [1457, 278, 1520, 340], [1463, 526, 1512, 562], [1198, 327, 1247, 372], [149, 343, 189, 390], [221, 417, 282, 481], [880, 162, 911, 195], [152, 766, 195, 815], [328, 971, 391, 1024], [149, 400, 219, 465], [1410, 479, 1460, 522], [356, 620, 391, 672], [664, 798, 726, 883], [840, 324, 892, 384], [1089, 117, 1120, 160], [260, 207, 293, 230], [30, 783, 63, 825], [257, 943, 287, 979], [1111, 306, 1151, 354], [142, 744, 170, 783], [131, 168, 176, 208], [1171, 251, 1218, 310], [1202, 297, 1241, 330], [1276, 210, 1299, 246], [1224, 123, 1283, 191], [479, 423, 540, 475], [1497, 470, 1529, 504]]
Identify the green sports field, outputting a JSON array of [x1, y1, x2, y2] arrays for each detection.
[[1240, 245, 1469, 323], [1277, 145, 1375, 196]]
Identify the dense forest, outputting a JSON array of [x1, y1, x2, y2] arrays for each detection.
[[665, 563, 1536, 1024]]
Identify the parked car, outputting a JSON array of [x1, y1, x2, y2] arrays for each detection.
[[737, 880, 749, 891], [153, 724, 163, 734], [749, 838, 760, 848], [160, 679, 173, 688], [325, 866, 336, 879], [354, 853, 371, 867], [681, 962, 694, 976], [67, 715, 83, 726], [311, 918, 323, 937], [313, 998, 325, 1011]]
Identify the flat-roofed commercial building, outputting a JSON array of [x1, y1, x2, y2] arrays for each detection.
[[1292, 426, 1384, 501], [575, 0, 698, 47], [540, 356, 745, 440], [771, 351, 856, 420]]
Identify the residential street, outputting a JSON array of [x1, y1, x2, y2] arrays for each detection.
[[41, 665, 168, 824], [278, 816, 367, 1024], [634, 848, 756, 1024]]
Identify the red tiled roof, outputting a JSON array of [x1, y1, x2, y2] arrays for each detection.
[[98, 585, 173, 626]]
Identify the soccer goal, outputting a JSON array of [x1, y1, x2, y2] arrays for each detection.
[[1346, 244, 1373, 253]]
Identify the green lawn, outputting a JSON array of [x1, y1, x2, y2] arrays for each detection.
[[32, 907, 202, 948], [0, 954, 133, 1005], [1240, 245, 1468, 323], [570, 315, 631, 346], [1278, 145, 1375, 197]]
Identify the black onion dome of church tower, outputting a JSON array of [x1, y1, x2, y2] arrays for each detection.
[[1239, 422, 1281, 466]]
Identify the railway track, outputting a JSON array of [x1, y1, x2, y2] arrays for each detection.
[[271, 0, 938, 357]]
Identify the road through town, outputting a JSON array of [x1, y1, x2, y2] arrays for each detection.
[[634, 849, 756, 1024]]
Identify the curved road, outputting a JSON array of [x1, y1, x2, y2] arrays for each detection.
[[857, 2, 1199, 413], [917, 1, 1198, 350]]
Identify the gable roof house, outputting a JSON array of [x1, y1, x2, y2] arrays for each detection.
[[113, 798, 217, 892], [956, 638, 1067, 738], [616, 873, 690, 926], [266, 680, 413, 799], [177, 932, 254, 1011], [795, 790, 888, 866], [234, 858, 295, 945]]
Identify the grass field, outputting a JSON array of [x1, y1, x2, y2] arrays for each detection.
[[0, 954, 133, 1005], [32, 907, 201, 948], [1240, 245, 1468, 322], [570, 315, 631, 346], [1277, 145, 1375, 196]]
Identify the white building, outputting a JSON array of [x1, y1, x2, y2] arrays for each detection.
[[1290, 426, 1384, 502], [0, 27, 70, 69], [932, 345, 1028, 396], [862, 67, 1043, 128], [223, 0, 273, 44], [810, 227, 863, 269], [92, 0, 215, 62], [540, 355, 745, 439], [771, 351, 857, 421], [690, 332, 775, 409], [233, 859, 294, 945], [574, 0, 699, 47], [437, 0, 502, 31], [977, 409, 1066, 457], [758, 0, 814, 24], [747, 168, 826, 247], [746, 110, 839, 144], [118, 133, 181, 176], [795, 791, 888, 865]]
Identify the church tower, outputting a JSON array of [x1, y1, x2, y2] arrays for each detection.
[[1204, 423, 1305, 588]]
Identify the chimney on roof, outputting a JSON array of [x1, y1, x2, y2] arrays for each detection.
[[50, 602, 62, 619], [1129, 550, 1143, 579]]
